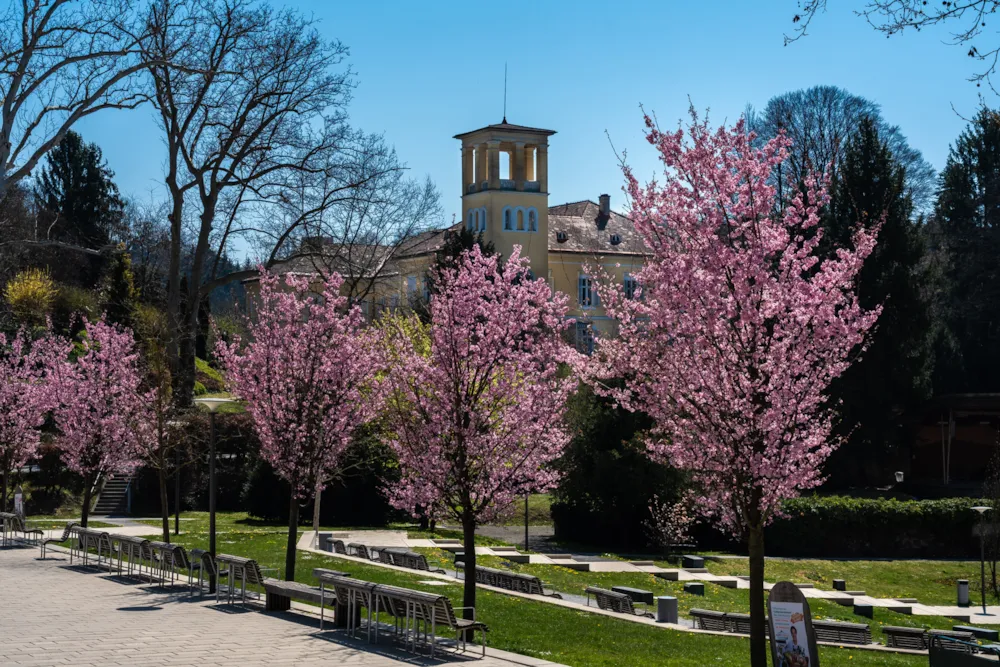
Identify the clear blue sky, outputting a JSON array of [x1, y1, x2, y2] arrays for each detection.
[[75, 0, 981, 232]]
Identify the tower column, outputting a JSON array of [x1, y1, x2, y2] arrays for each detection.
[[537, 144, 548, 193], [514, 141, 526, 191], [462, 145, 474, 193], [475, 143, 487, 188], [487, 140, 501, 190]]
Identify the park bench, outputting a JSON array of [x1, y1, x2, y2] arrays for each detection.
[[928, 629, 979, 653], [585, 586, 654, 618], [215, 554, 278, 605], [316, 572, 488, 657], [455, 561, 562, 598], [110, 534, 153, 581], [325, 537, 347, 554], [40, 522, 79, 558], [380, 547, 446, 573], [261, 567, 351, 612], [689, 608, 730, 632], [188, 548, 216, 593], [883, 625, 930, 650], [147, 541, 190, 585], [74, 527, 113, 570], [723, 612, 769, 636], [347, 542, 373, 560], [812, 619, 872, 645], [0, 513, 44, 546]]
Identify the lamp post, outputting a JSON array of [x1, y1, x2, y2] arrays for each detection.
[[973, 505, 992, 615], [167, 420, 184, 537], [194, 397, 234, 593]]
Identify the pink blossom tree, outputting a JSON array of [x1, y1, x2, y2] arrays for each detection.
[[591, 112, 880, 666], [0, 330, 69, 511], [215, 269, 383, 581], [51, 319, 151, 527], [382, 246, 578, 614]]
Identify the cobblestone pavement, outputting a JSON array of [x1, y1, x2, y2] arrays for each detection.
[[0, 545, 554, 667]]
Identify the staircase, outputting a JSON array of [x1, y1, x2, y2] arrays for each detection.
[[92, 474, 132, 516]]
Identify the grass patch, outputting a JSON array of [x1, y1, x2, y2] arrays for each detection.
[[26, 516, 116, 530], [496, 493, 553, 526], [702, 557, 980, 606], [134, 511, 923, 667]]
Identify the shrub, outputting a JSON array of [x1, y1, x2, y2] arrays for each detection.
[[4, 268, 57, 325], [51, 284, 97, 335], [193, 381, 207, 396], [195, 357, 224, 393], [691, 495, 986, 558]]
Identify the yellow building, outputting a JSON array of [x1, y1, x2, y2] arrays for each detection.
[[262, 119, 648, 352]]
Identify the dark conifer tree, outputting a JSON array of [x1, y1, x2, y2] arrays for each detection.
[[823, 117, 934, 486]]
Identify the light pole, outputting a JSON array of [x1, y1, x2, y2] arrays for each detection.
[[167, 420, 184, 537], [194, 397, 234, 593], [973, 505, 992, 615], [524, 492, 529, 551]]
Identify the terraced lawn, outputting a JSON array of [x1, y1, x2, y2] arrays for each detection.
[[701, 557, 979, 606], [133, 512, 924, 667]]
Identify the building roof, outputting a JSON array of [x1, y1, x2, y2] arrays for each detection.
[[453, 121, 557, 141], [548, 200, 648, 256]]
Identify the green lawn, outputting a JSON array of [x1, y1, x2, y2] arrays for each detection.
[[497, 493, 553, 526], [701, 557, 979, 606], [131, 512, 924, 667], [415, 547, 966, 645], [26, 517, 116, 530]]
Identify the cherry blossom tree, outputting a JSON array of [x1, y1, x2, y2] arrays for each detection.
[[51, 318, 151, 527], [215, 269, 383, 582], [0, 330, 69, 511], [591, 112, 880, 666], [382, 246, 578, 615]]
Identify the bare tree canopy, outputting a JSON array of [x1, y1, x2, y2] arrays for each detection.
[[787, 1, 1000, 92], [0, 0, 157, 198], [747, 85, 936, 213], [144, 0, 424, 406]]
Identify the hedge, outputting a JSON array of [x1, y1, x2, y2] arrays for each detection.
[[690, 495, 987, 559]]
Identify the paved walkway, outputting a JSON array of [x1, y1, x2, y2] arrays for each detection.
[[0, 545, 559, 667]]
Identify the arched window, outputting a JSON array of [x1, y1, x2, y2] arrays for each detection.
[[528, 208, 538, 232], [478, 207, 487, 232], [503, 207, 513, 230], [516, 208, 525, 231], [466, 210, 474, 231]]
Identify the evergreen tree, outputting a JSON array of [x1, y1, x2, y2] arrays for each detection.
[[930, 109, 1000, 393], [822, 117, 935, 486], [34, 131, 124, 249], [100, 245, 139, 332]]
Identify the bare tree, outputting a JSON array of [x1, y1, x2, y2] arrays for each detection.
[[144, 0, 387, 406], [787, 1, 1000, 93], [242, 147, 442, 304], [746, 85, 936, 213], [0, 0, 160, 198]]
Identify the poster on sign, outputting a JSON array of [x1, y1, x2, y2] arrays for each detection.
[[768, 581, 819, 667], [771, 601, 810, 667]]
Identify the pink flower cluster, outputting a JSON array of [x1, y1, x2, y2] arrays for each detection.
[[0, 330, 68, 474], [50, 319, 151, 480], [382, 246, 580, 525], [592, 112, 880, 538], [215, 269, 383, 500]]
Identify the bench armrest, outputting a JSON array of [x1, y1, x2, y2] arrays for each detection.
[[454, 606, 476, 620]]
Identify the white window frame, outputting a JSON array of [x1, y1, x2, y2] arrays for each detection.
[[623, 273, 638, 299], [578, 274, 598, 308]]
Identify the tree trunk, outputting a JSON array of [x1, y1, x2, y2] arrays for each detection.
[[461, 513, 477, 622], [81, 476, 94, 528], [1, 468, 8, 513], [285, 492, 299, 581], [158, 466, 170, 543], [748, 523, 768, 667], [312, 482, 322, 535]]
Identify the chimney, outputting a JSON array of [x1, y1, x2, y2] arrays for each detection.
[[596, 194, 611, 230]]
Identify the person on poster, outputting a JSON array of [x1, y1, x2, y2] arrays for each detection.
[[780, 623, 810, 667]]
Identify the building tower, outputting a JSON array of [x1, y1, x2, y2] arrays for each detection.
[[454, 121, 555, 280]]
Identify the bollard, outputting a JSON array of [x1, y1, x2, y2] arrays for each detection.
[[656, 596, 679, 624], [958, 579, 970, 607]]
